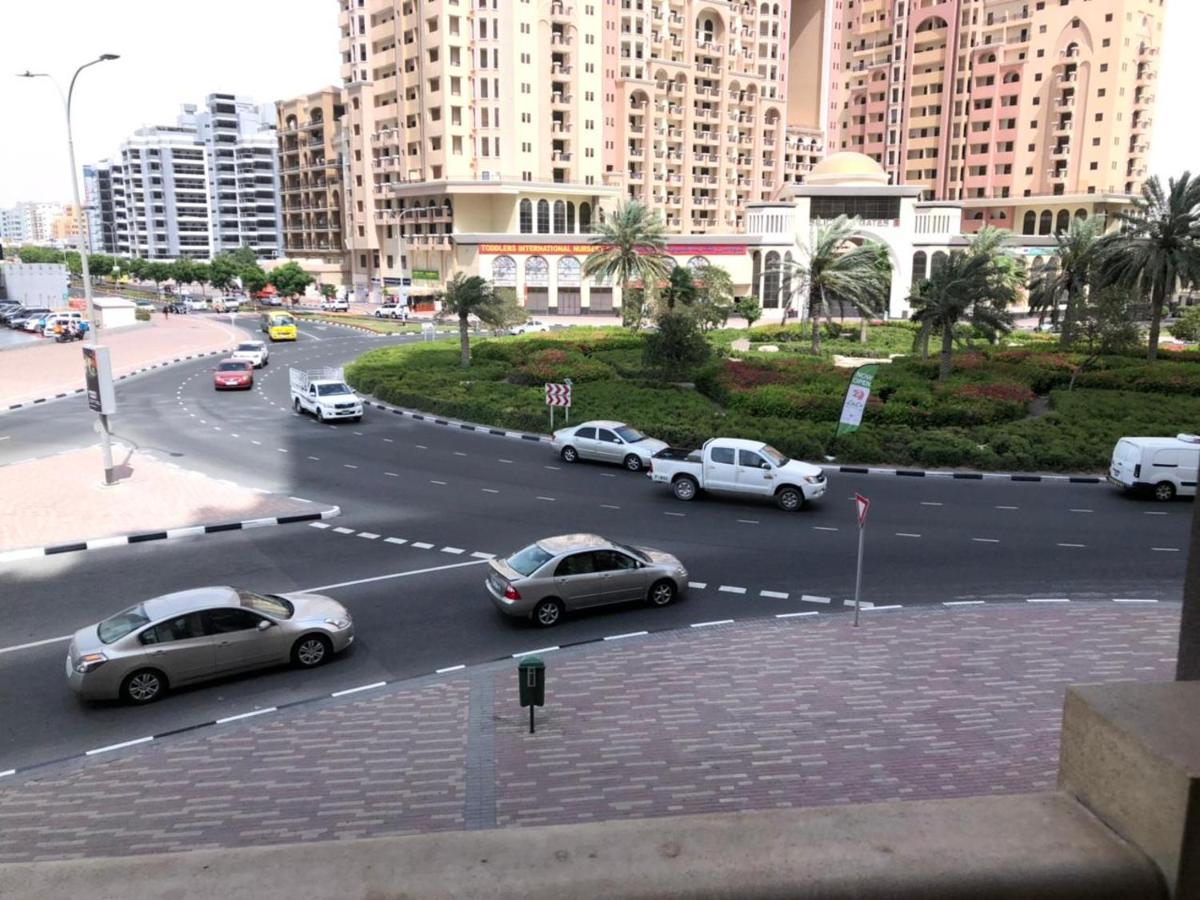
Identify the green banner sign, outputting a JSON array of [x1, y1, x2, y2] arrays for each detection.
[[836, 364, 879, 436], [412, 269, 439, 281]]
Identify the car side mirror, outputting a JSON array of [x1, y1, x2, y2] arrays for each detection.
[[257, 620, 274, 631]]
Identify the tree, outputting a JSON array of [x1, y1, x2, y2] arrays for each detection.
[[1027, 217, 1104, 346], [434, 273, 505, 367], [240, 264, 269, 300], [16, 246, 63, 264], [1169, 304, 1200, 342], [582, 201, 671, 332], [660, 265, 697, 311], [123, 257, 148, 280], [270, 261, 315, 300], [690, 265, 736, 332], [1067, 286, 1145, 390], [486, 287, 530, 335], [776, 216, 892, 353], [909, 226, 1023, 381], [190, 262, 211, 297], [170, 259, 197, 292], [87, 254, 114, 282], [142, 261, 172, 292], [1098, 172, 1200, 361], [644, 309, 710, 377], [733, 296, 762, 329], [208, 254, 241, 293], [226, 246, 258, 269], [320, 283, 338, 300]]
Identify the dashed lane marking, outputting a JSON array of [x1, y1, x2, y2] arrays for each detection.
[[972, 537, 1000, 543], [482, 488, 500, 493], [1113, 598, 1158, 603], [499, 459, 513, 464], [600, 504, 620, 509], [385, 471, 399, 477], [604, 631, 649, 641], [357, 532, 381, 540], [896, 532, 921, 538], [536, 496, 556, 502], [691, 619, 734, 628], [430, 480, 447, 486], [1070, 509, 1093, 513], [86, 736, 153, 756], [545, 465, 561, 470], [760, 590, 789, 599], [801, 595, 831, 604], [332, 527, 355, 534], [1057, 543, 1086, 548], [813, 526, 838, 532], [412, 541, 435, 549], [688, 582, 708, 589], [453, 451, 468, 457], [513, 646, 558, 658], [436, 664, 466, 674], [383, 438, 394, 443], [308, 522, 331, 529], [995, 505, 1019, 510], [665, 512, 686, 517], [331, 681, 387, 698], [1143, 511, 1168, 516], [470, 551, 495, 559], [441, 546, 465, 555], [921, 501, 943, 507], [737, 519, 759, 525], [344, 464, 359, 469], [1152, 547, 1181, 552], [276, 448, 288, 453], [1028, 598, 1070, 603], [384, 537, 408, 545], [718, 585, 747, 595], [216, 708, 276, 724], [944, 600, 985, 606]]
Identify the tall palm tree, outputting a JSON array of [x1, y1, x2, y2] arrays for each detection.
[[909, 227, 1023, 381], [775, 217, 892, 353], [436, 273, 498, 367], [1027, 216, 1104, 346], [1098, 172, 1200, 361], [583, 201, 671, 330]]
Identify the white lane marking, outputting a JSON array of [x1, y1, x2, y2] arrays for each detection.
[[1152, 547, 1181, 552], [0, 634, 71, 656], [737, 519, 759, 525], [277, 448, 288, 453], [470, 551, 496, 559], [251, 440, 261, 445], [416, 444, 428, 450], [600, 504, 621, 509], [1143, 511, 1168, 516], [309, 456, 322, 461], [601, 473, 617, 478], [844, 599, 874, 609], [895, 532, 921, 538], [482, 488, 500, 493], [383, 438, 394, 443], [1070, 509, 1093, 513], [216, 707, 276, 724], [544, 465, 561, 470], [760, 590, 789, 599], [995, 505, 1019, 510], [499, 459, 513, 464], [813, 526, 838, 532], [1057, 543, 1086, 548], [353, 431, 364, 436], [513, 646, 558, 658], [357, 532, 381, 540], [972, 537, 1000, 543], [453, 451, 468, 457], [0, 769, 14, 778], [691, 619, 734, 628], [331, 681, 387, 698], [231, 433, 239, 438], [436, 664, 466, 674], [0, 436, 9, 442], [343, 464, 359, 470], [777, 611, 819, 619], [441, 546, 465, 555], [688, 582, 708, 589], [862, 604, 903, 611], [289, 497, 313, 503], [665, 511, 686, 517], [1028, 598, 1070, 603], [718, 585, 747, 595], [385, 471, 399, 477], [430, 480, 447, 485], [300, 558, 490, 594], [384, 537, 408, 545], [1113, 598, 1158, 604], [212, 426, 222, 432], [309, 522, 331, 529], [86, 736, 154, 756], [412, 541, 435, 549], [801, 595, 831, 604], [944, 600, 985, 606], [604, 631, 650, 641], [536, 496, 555, 502], [332, 527, 355, 534], [921, 501, 943, 507]]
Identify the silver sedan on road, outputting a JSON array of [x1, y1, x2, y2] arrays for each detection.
[[486, 534, 688, 627], [552, 420, 668, 472], [66, 586, 354, 704]]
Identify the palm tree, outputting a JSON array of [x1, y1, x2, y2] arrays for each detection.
[[436, 273, 498, 367], [1027, 216, 1104, 346], [582, 201, 671, 330], [909, 227, 1023, 381], [1098, 172, 1200, 361], [775, 217, 892, 353]]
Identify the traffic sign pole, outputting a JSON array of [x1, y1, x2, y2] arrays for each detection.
[[853, 493, 870, 627]]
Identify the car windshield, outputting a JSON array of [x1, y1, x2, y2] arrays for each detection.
[[761, 444, 790, 467], [97, 604, 151, 643], [613, 542, 650, 563], [238, 590, 295, 619], [236, 344, 260, 352], [218, 362, 249, 372], [507, 543, 554, 576], [273, 316, 294, 326], [317, 383, 352, 396], [615, 426, 647, 443]]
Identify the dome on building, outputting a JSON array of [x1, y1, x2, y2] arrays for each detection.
[[806, 152, 889, 187]]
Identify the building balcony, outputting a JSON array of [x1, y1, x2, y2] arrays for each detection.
[[551, 62, 573, 76], [550, 33, 573, 46], [1053, 120, 1074, 134], [549, 1, 572, 19], [551, 92, 574, 107], [1051, 144, 1070, 158], [552, 150, 573, 162]]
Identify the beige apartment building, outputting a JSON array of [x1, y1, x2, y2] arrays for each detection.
[[277, 87, 349, 285], [825, 0, 1163, 233]]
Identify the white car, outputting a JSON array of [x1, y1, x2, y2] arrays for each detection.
[[510, 319, 550, 335], [321, 298, 350, 312], [374, 304, 409, 320], [186, 298, 210, 312], [553, 421, 668, 473], [231, 340, 270, 368]]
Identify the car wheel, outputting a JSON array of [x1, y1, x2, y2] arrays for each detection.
[[292, 634, 332, 668], [776, 486, 804, 511], [293, 397, 302, 413], [672, 475, 698, 501], [560, 446, 579, 463], [532, 599, 563, 628], [316, 408, 325, 423], [1153, 481, 1177, 502], [648, 579, 676, 607], [624, 453, 644, 473], [121, 669, 166, 704]]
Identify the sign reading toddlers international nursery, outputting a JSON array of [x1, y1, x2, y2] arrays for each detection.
[[478, 243, 747, 256]]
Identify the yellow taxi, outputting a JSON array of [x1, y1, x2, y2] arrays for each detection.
[[261, 312, 297, 342]]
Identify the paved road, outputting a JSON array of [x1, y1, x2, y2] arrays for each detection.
[[0, 320, 1190, 770]]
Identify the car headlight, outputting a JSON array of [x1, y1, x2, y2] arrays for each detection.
[[325, 617, 351, 630], [803, 475, 821, 484], [74, 653, 108, 674]]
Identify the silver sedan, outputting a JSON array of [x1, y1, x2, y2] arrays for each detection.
[[486, 534, 688, 627], [552, 420, 668, 472], [66, 586, 354, 703]]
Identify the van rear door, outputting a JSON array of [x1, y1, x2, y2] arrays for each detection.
[[1109, 439, 1140, 488]]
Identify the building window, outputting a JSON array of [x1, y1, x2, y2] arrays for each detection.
[[558, 256, 581, 287], [1039, 210, 1053, 235], [687, 256, 710, 271], [525, 255, 549, 287], [1056, 210, 1070, 233], [1022, 211, 1037, 234], [537, 199, 550, 233], [491, 254, 517, 286], [579, 202, 592, 233], [553, 200, 567, 233], [912, 250, 928, 280], [519, 199, 533, 233]]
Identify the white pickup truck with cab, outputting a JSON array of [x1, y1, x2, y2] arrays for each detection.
[[290, 367, 364, 423], [649, 438, 827, 511]]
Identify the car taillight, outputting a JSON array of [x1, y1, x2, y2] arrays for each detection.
[[504, 585, 522, 601]]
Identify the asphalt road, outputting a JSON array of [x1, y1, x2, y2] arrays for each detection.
[[0, 318, 1191, 771]]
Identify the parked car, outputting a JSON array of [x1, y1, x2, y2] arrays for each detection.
[[134, 300, 156, 312], [261, 296, 285, 308], [509, 319, 550, 335], [66, 586, 354, 704], [553, 421, 668, 473], [321, 297, 350, 312], [1109, 433, 1200, 501], [374, 303, 409, 320], [41, 311, 86, 336], [486, 534, 688, 627], [648, 438, 827, 511], [231, 340, 269, 368], [213, 359, 254, 390], [4, 306, 50, 327]]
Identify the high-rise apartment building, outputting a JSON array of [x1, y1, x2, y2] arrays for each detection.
[[825, 0, 1163, 232], [0, 201, 64, 245]]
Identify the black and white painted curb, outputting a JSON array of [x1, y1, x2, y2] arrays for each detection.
[[0, 597, 1174, 782], [363, 396, 555, 445], [300, 316, 455, 337], [0, 505, 341, 565]]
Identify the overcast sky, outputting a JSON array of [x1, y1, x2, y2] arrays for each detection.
[[0, 0, 1194, 207]]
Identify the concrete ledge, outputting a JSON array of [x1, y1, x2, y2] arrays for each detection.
[[1059, 681, 1200, 897], [0, 793, 1164, 900]]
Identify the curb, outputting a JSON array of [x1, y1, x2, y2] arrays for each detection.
[[363, 397, 554, 445], [0, 505, 341, 565], [300, 316, 457, 337]]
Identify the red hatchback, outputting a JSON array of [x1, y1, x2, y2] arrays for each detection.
[[213, 359, 254, 391]]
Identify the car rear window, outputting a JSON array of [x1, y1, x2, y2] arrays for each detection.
[[236, 343, 260, 352], [507, 543, 554, 576], [98, 604, 150, 643], [218, 361, 250, 371]]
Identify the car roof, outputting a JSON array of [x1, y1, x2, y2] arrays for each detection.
[[236, 341, 264, 348], [577, 420, 626, 430], [144, 586, 240, 620], [535, 533, 613, 555], [1119, 436, 1200, 449], [706, 437, 768, 451]]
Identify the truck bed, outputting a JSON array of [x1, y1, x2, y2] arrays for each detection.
[[653, 447, 702, 463]]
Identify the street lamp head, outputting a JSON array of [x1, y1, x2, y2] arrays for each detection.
[[99, 54, 119, 61]]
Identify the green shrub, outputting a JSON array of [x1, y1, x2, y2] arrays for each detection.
[[1169, 306, 1200, 342], [643, 311, 711, 378], [135, 308, 151, 321]]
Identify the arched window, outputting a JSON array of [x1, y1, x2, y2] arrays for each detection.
[[781, 251, 793, 309], [763, 250, 780, 309], [1023, 211, 1037, 235], [1003, 71, 1020, 83], [931, 251, 948, 276], [566, 202, 575, 233], [491, 255, 516, 287], [518, 199, 533, 234], [912, 250, 928, 281], [1055, 210, 1070, 234], [1075, 208, 1088, 221], [1039, 210, 1053, 235], [553, 200, 567, 234], [558, 256, 581, 287], [687, 256, 710, 271], [525, 256, 549, 287], [537, 200, 550, 234], [751, 250, 762, 300], [579, 202, 592, 232]]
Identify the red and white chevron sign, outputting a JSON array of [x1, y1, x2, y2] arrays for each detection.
[[545, 382, 572, 407]]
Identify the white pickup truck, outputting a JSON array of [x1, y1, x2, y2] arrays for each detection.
[[290, 367, 364, 423], [648, 437, 827, 511]]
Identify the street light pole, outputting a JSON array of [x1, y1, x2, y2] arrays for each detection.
[[19, 54, 120, 485]]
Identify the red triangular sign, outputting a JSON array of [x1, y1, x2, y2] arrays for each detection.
[[855, 493, 870, 527]]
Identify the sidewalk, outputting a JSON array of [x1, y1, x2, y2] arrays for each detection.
[[0, 315, 240, 409], [0, 603, 1177, 863]]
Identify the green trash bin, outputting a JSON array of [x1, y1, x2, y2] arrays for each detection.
[[518, 656, 545, 732]]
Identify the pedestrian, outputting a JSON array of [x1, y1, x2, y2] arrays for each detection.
[[163, 303, 169, 320], [54, 320, 64, 337]]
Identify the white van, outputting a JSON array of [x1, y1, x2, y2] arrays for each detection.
[[1109, 434, 1200, 501], [41, 311, 85, 336]]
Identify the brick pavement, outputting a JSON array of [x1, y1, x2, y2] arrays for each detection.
[[0, 604, 1178, 863], [0, 315, 239, 408]]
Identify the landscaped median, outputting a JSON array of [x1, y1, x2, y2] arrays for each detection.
[[290, 312, 432, 335], [344, 325, 1200, 473]]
